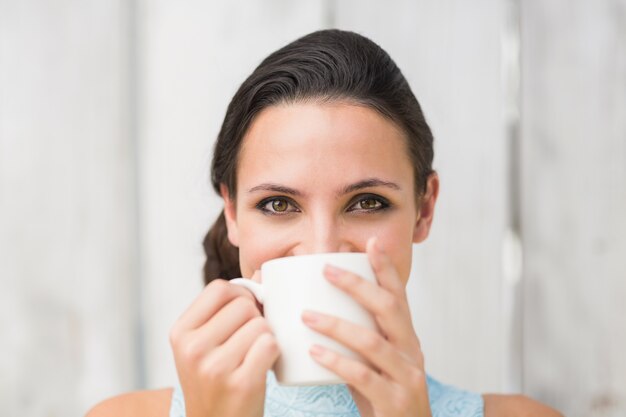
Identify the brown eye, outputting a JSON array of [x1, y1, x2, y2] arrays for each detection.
[[346, 194, 390, 213], [359, 198, 381, 210], [256, 197, 299, 215], [272, 199, 288, 212]]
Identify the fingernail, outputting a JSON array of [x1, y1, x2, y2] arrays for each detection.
[[368, 236, 383, 254], [373, 237, 384, 253], [324, 264, 341, 281], [302, 310, 320, 326], [309, 344, 326, 357]]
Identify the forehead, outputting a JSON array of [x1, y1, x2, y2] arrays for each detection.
[[236, 102, 414, 191]]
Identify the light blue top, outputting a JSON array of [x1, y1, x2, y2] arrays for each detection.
[[169, 371, 483, 417]]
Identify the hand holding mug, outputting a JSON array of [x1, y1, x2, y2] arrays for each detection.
[[301, 237, 431, 417], [169, 272, 279, 417]]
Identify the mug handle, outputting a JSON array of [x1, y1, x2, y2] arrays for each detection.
[[230, 278, 265, 304]]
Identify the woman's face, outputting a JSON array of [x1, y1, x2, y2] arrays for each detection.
[[222, 102, 438, 284]]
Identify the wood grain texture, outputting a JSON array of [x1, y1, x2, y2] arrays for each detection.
[[0, 0, 137, 415], [520, 0, 626, 415], [334, 0, 509, 393], [3, 1, 625, 415]]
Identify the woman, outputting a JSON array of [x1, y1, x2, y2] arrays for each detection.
[[88, 29, 562, 417]]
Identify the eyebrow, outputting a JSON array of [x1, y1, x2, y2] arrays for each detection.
[[248, 184, 303, 196], [340, 178, 401, 195], [247, 178, 401, 197]]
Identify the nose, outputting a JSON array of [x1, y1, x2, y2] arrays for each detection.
[[291, 217, 357, 255]]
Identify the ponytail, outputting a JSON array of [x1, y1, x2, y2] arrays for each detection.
[[202, 210, 241, 284]]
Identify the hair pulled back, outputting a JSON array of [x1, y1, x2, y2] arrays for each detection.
[[203, 29, 434, 284]]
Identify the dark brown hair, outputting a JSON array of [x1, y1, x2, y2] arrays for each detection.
[[203, 29, 434, 284]]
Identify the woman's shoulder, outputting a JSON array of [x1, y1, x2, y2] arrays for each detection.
[[483, 393, 563, 417], [85, 388, 173, 417]]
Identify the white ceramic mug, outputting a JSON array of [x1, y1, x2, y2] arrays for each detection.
[[230, 252, 377, 386]]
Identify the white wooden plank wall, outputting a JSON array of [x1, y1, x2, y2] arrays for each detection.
[[2, 1, 624, 416], [521, 1, 626, 416], [0, 1, 138, 416]]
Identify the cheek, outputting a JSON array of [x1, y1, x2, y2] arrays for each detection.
[[375, 223, 415, 285], [237, 236, 271, 277], [236, 219, 292, 278]]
